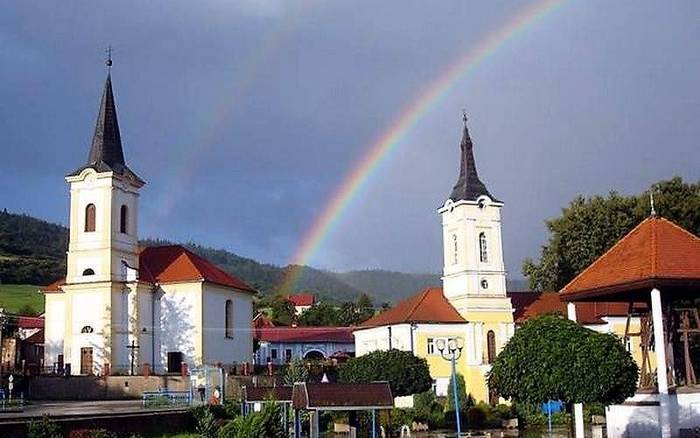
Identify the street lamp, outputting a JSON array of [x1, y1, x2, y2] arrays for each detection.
[[437, 337, 464, 437]]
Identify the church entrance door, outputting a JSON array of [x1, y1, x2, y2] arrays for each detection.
[[80, 347, 93, 375]]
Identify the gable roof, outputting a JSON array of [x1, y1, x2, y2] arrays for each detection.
[[288, 294, 315, 307], [359, 287, 465, 328], [292, 382, 393, 410], [139, 245, 256, 293], [560, 216, 700, 301], [41, 278, 66, 293]]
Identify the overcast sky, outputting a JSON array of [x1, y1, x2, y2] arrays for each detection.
[[1, 1, 698, 277]]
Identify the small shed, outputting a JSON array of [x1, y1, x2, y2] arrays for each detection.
[[291, 382, 393, 438]]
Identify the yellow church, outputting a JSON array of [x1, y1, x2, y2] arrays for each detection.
[[354, 116, 515, 405]]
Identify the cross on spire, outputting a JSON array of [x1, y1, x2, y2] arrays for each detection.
[[105, 45, 113, 69]]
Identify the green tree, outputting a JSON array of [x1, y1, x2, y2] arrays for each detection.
[[487, 314, 638, 405], [523, 177, 700, 291], [338, 349, 432, 397], [269, 297, 296, 326], [284, 358, 309, 384], [297, 302, 340, 326], [445, 373, 474, 412]]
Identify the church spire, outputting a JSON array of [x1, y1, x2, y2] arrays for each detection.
[[68, 55, 143, 185], [87, 72, 125, 169], [448, 113, 497, 203]]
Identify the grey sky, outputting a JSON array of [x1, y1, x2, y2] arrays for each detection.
[[1, 1, 698, 277]]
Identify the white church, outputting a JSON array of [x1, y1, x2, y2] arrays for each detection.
[[42, 67, 255, 375]]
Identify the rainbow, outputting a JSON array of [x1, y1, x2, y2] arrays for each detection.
[[278, 0, 567, 293]]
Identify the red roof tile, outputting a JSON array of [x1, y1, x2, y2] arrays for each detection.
[[18, 315, 44, 329], [139, 245, 256, 293], [287, 294, 315, 307], [509, 291, 647, 325], [292, 382, 393, 410], [560, 217, 700, 300], [41, 278, 65, 293], [255, 326, 354, 343], [359, 287, 465, 327]]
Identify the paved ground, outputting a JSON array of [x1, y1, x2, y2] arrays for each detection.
[[0, 400, 184, 420]]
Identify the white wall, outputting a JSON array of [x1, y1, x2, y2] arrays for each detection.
[[202, 284, 253, 365], [44, 294, 66, 367], [158, 282, 201, 371]]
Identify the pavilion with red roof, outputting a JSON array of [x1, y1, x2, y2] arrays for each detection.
[[559, 215, 700, 437]]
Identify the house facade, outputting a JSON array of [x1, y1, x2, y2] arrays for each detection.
[[42, 67, 255, 375]]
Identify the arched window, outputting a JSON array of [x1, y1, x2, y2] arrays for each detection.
[[487, 330, 496, 364], [82, 268, 95, 276], [85, 204, 96, 232], [120, 205, 128, 234], [479, 232, 488, 263], [225, 300, 234, 338]]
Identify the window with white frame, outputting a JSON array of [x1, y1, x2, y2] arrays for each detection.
[[427, 338, 435, 355]]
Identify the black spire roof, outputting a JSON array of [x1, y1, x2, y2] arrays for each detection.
[[67, 73, 143, 184], [448, 116, 498, 203]]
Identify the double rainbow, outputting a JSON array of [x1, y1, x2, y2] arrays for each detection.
[[278, 0, 566, 293]]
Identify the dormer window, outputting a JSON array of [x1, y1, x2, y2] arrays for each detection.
[[85, 204, 96, 232], [479, 232, 488, 263]]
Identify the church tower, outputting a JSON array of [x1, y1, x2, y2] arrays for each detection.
[[57, 65, 146, 375], [64, 72, 144, 284], [438, 115, 513, 318]]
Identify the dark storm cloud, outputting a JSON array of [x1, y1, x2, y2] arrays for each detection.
[[1, 1, 698, 276]]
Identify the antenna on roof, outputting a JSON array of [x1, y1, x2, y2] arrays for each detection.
[[650, 188, 657, 217]]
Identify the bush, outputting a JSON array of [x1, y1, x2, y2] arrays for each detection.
[[466, 405, 487, 428], [192, 405, 218, 438], [27, 415, 62, 438], [413, 390, 445, 429], [221, 402, 285, 438], [339, 349, 432, 397]]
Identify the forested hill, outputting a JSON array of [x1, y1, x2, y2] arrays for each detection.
[[0, 210, 459, 303], [0, 209, 68, 285]]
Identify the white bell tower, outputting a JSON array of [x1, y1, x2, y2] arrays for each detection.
[[438, 115, 512, 316], [64, 72, 144, 285]]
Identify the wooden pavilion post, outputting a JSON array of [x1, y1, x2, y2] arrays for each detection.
[[650, 287, 672, 438], [567, 302, 585, 438]]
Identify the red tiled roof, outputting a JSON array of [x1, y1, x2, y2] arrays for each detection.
[[292, 382, 393, 410], [18, 315, 44, 329], [139, 245, 256, 293], [560, 217, 700, 300], [42, 245, 256, 294], [41, 278, 65, 293], [508, 291, 647, 325], [256, 326, 355, 343], [359, 287, 466, 327], [288, 294, 315, 307]]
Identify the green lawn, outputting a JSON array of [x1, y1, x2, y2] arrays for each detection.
[[0, 284, 44, 314]]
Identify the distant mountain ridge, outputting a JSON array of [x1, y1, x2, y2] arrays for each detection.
[[0, 209, 528, 304]]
